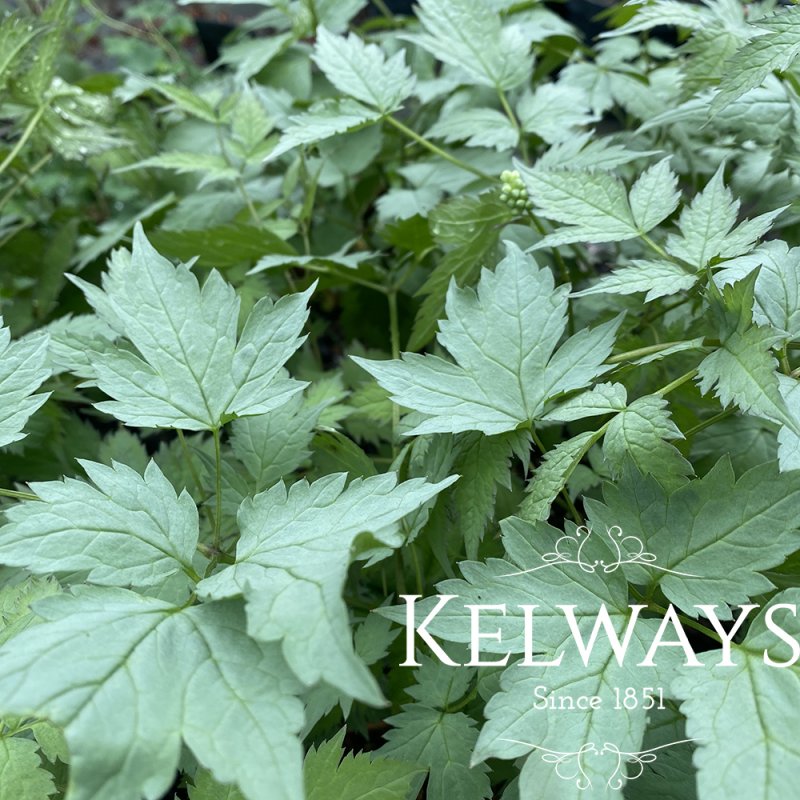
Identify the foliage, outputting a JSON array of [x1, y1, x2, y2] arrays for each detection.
[[1, 0, 800, 798]]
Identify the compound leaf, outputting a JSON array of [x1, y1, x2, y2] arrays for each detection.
[[198, 472, 456, 703], [356, 243, 621, 435], [71, 224, 310, 431], [304, 727, 423, 800], [404, 0, 533, 91], [585, 458, 800, 617], [0, 321, 50, 448], [0, 737, 55, 800], [0, 589, 304, 800], [674, 590, 800, 800], [0, 459, 199, 589], [312, 28, 415, 114]]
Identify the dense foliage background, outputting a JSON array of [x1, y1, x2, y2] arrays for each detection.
[[3, 0, 800, 798]]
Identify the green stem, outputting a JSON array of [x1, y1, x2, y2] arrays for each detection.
[[0, 104, 46, 177], [654, 368, 698, 398], [386, 115, 495, 181], [197, 542, 235, 564], [177, 430, 216, 532], [497, 86, 528, 160], [606, 340, 700, 365], [780, 345, 792, 376], [371, 0, 396, 20], [298, 263, 387, 294], [0, 487, 38, 502], [631, 587, 723, 645], [409, 543, 424, 596], [0, 151, 51, 212], [184, 565, 203, 584], [212, 427, 223, 550], [683, 408, 736, 438], [237, 176, 263, 229], [446, 683, 479, 713], [388, 289, 401, 454], [640, 232, 671, 261]]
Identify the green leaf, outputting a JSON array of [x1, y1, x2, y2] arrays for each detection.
[[519, 160, 678, 249], [624, 707, 697, 800], [267, 99, 382, 161], [602, 0, 714, 37], [0, 576, 61, 647], [116, 152, 240, 185], [697, 312, 796, 433], [312, 28, 415, 114], [217, 32, 294, 82], [602, 395, 693, 489], [71, 194, 177, 272], [189, 769, 245, 800], [426, 108, 518, 151], [0, 459, 199, 588], [0, 737, 55, 800], [139, 78, 219, 122], [664, 165, 779, 270], [517, 83, 597, 145], [0, 320, 50, 448], [751, 241, 800, 340], [304, 727, 423, 800], [474, 623, 675, 799], [71, 224, 310, 430], [521, 166, 635, 247], [520, 430, 600, 521], [409, 194, 512, 350], [379, 706, 490, 800], [404, 0, 533, 91], [712, 6, 800, 113], [628, 158, 681, 232], [0, 14, 47, 91], [0, 589, 304, 800], [571, 260, 697, 301], [230, 393, 323, 493], [147, 222, 296, 268], [542, 382, 628, 422], [451, 430, 528, 559], [356, 243, 621, 435], [197, 472, 456, 703], [674, 589, 800, 800], [249, 244, 378, 275], [585, 458, 800, 615]]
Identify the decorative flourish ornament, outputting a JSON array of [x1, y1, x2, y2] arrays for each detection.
[[500, 525, 699, 577]]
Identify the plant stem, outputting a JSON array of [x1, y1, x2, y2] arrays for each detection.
[[629, 585, 723, 645], [409, 543, 424, 596], [212, 427, 223, 550], [683, 408, 736, 438], [371, 0, 396, 20], [0, 487, 38, 501], [197, 542, 235, 564], [385, 115, 495, 181], [301, 263, 387, 294], [655, 368, 698, 398], [0, 151, 51, 212], [0, 104, 46, 178], [605, 340, 700, 365], [388, 289, 401, 454], [780, 345, 792, 376]]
